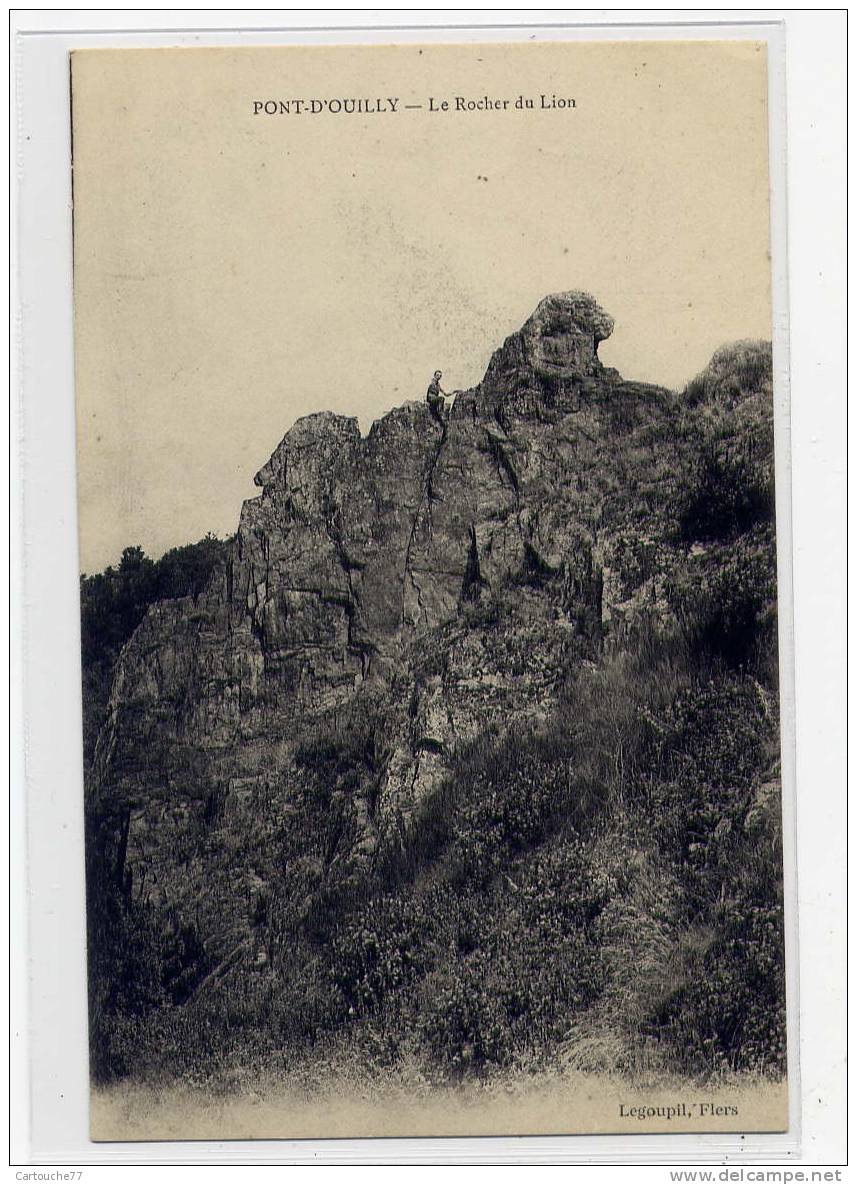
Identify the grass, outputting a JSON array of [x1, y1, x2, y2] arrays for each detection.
[[83, 341, 785, 1100], [86, 615, 785, 1090]]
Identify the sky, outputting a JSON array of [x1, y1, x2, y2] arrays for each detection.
[[72, 39, 771, 573]]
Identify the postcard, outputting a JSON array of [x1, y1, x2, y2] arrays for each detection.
[[71, 40, 787, 1139]]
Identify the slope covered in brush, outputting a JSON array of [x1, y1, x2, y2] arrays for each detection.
[[83, 295, 783, 1086]]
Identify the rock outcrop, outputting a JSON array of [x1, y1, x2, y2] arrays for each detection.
[[88, 293, 776, 972]]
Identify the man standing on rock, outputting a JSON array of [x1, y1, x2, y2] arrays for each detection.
[[426, 370, 448, 425]]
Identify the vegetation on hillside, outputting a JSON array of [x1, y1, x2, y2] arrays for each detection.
[[80, 535, 231, 765], [81, 347, 785, 1093], [84, 562, 784, 1088]]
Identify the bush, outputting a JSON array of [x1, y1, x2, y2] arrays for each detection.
[[654, 901, 785, 1076], [670, 548, 777, 673], [632, 672, 785, 1076], [683, 341, 772, 409], [331, 894, 435, 1015], [417, 850, 609, 1077], [679, 443, 774, 544]]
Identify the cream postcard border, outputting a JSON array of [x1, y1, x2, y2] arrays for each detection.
[[10, 8, 844, 1168]]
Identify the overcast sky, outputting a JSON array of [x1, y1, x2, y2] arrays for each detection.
[[72, 40, 771, 572]]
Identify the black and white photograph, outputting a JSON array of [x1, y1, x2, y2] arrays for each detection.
[[69, 38, 789, 1140]]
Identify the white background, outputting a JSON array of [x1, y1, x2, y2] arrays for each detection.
[[8, 7, 847, 1174]]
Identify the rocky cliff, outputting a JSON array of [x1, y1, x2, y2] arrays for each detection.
[[86, 293, 783, 1085]]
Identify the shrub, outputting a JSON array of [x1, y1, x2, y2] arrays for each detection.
[[679, 443, 774, 544], [417, 851, 609, 1077], [633, 671, 785, 1076], [670, 549, 777, 673], [649, 894, 786, 1076], [683, 341, 772, 409], [330, 894, 434, 1015]]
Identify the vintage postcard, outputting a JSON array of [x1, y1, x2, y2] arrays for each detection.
[[72, 40, 787, 1139]]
